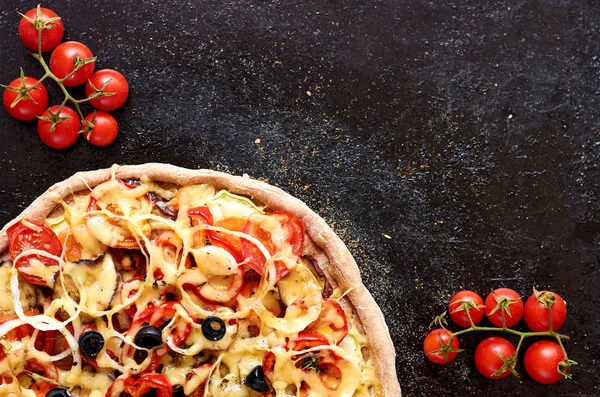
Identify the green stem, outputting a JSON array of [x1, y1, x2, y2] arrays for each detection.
[[451, 325, 570, 340], [514, 334, 525, 355], [555, 334, 570, 359], [32, 25, 92, 123]]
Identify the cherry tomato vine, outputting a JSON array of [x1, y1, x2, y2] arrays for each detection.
[[2, 5, 128, 148], [424, 288, 577, 385]]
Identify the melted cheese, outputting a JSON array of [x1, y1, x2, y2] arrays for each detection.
[[0, 265, 36, 314], [19, 257, 58, 288], [1, 179, 382, 397], [61, 254, 118, 315]]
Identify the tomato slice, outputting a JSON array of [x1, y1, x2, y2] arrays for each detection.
[[241, 212, 304, 281], [107, 373, 172, 397], [7, 219, 62, 286], [130, 302, 191, 346], [209, 217, 246, 261], [189, 208, 244, 262], [305, 299, 349, 344], [24, 359, 59, 396]]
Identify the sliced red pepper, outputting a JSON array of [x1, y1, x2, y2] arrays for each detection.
[[189, 208, 244, 263], [305, 299, 349, 345], [0, 311, 55, 360], [107, 373, 172, 397], [241, 212, 304, 281], [287, 332, 330, 352], [262, 351, 276, 380], [120, 275, 145, 318]]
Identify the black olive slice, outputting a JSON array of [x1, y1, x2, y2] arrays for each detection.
[[46, 388, 72, 397], [201, 316, 226, 341], [78, 330, 104, 358], [134, 325, 163, 349], [245, 365, 270, 392]]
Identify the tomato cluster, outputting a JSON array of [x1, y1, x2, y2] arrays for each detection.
[[2, 6, 128, 148], [423, 288, 575, 385]]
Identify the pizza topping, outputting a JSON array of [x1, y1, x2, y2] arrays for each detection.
[[47, 389, 72, 397], [201, 316, 226, 341], [245, 365, 270, 392], [7, 219, 62, 287], [148, 192, 177, 219], [134, 325, 163, 349], [79, 330, 104, 358], [0, 178, 381, 396]]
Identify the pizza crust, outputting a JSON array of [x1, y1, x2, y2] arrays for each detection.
[[0, 163, 401, 397]]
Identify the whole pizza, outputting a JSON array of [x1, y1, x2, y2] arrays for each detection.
[[0, 163, 400, 397]]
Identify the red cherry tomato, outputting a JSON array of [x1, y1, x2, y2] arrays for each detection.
[[85, 69, 129, 111], [18, 7, 64, 52], [83, 111, 118, 146], [524, 290, 567, 332], [49, 41, 95, 87], [474, 337, 516, 379], [37, 105, 80, 149], [423, 328, 460, 364], [449, 290, 484, 327], [3, 76, 48, 121], [6, 219, 62, 287], [484, 288, 523, 327], [524, 340, 566, 384]]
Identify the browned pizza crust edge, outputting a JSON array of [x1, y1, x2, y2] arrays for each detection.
[[0, 163, 401, 397]]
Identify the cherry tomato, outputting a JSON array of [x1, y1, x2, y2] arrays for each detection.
[[25, 359, 59, 396], [474, 337, 516, 379], [85, 69, 129, 111], [83, 111, 118, 146], [524, 340, 566, 384], [524, 290, 567, 332], [6, 219, 62, 286], [3, 76, 48, 121], [423, 328, 460, 364], [37, 105, 80, 149], [49, 41, 95, 87], [449, 290, 484, 327], [484, 288, 523, 327], [18, 7, 64, 52]]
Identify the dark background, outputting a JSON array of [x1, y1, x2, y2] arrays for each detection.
[[1, 0, 599, 396]]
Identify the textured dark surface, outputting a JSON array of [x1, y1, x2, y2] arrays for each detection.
[[1, 0, 599, 396]]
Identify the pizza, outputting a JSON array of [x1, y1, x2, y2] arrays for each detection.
[[0, 164, 400, 397]]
